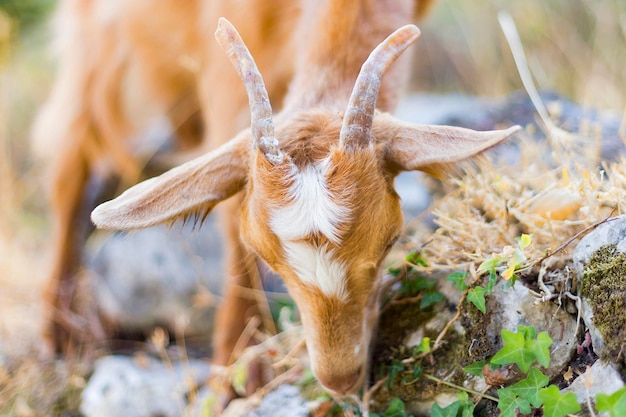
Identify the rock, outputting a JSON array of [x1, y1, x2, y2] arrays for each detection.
[[573, 215, 626, 376], [562, 361, 624, 414], [486, 280, 578, 379], [242, 385, 310, 417], [80, 355, 211, 417], [86, 221, 223, 339], [374, 277, 578, 414]]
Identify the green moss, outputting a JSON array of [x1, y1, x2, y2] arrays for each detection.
[[579, 244, 626, 377]]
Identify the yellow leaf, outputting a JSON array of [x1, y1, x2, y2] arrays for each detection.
[[502, 262, 516, 280], [518, 234, 531, 250]]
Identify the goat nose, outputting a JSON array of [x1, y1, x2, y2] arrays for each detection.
[[317, 367, 363, 395]]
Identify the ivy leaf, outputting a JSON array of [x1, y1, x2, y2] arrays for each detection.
[[486, 269, 498, 293], [527, 331, 552, 368], [420, 291, 444, 309], [510, 367, 550, 407], [497, 387, 531, 417], [478, 255, 502, 273], [596, 387, 626, 417], [467, 286, 487, 313], [517, 325, 537, 340], [382, 397, 407, 417], [431, 400, 460, 417], [447, 271, 469, 291], [456, 392, 475, 417], [462, 360, 488, 377], [538, 385, 581, 417], [491, 329, 535, 372], [387, 360, 405, 388]]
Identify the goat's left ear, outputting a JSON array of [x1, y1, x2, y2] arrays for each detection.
[[379, 113, 520, 173]]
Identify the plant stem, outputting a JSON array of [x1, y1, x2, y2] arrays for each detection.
[[422, 373, 499, 403]]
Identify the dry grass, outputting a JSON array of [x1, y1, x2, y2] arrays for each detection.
[[0, 0, 625, 415]]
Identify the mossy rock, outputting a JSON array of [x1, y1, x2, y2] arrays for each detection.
[[577, 244, 626, 377]]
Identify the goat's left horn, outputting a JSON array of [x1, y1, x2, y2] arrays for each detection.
[[340, 25, 421, 150], [215, 18, 283, 164]]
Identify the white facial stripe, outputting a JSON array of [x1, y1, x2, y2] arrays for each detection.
[[283, 241, 348, 300], [269, 159, 350, 244]]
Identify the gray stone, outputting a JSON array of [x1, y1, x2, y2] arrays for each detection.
[[243, 385, 310, 417], [562, 361, 624, 416], [86, 220, 223, 337], [488, 280, 578, 378], [80, 355, 211, 417]]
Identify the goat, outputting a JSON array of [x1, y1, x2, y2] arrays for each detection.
[[91, 13, 519, 398], [33, 0, 439, 356]]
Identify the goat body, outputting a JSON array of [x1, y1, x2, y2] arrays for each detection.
[[37, 0, 518, 398]]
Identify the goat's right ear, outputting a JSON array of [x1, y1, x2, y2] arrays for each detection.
[[91, 133, 250, 230]]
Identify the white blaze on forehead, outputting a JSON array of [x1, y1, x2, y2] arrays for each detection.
[[269, 159, 351, 244], [269, 159, 352, 298], [283, 241, 348, 300]]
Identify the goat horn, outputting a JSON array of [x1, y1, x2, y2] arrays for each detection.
[[340, 25, 421, 150], [215, 18, 283, 164]]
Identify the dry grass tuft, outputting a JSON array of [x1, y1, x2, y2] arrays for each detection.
[[405, 126, 626, 278]]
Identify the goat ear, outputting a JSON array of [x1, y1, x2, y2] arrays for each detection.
[[380, 114, 520, 174], [91, 133, 250, 230]]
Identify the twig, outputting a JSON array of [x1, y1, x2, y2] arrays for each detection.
[[498, 11, 554, 133], [520, 211, 617, 274], [422, 373, 499, 403], [362, 377, 389, 416]]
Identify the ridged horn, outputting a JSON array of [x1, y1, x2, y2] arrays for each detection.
[[214, 18, 283, 164], [339, 25, 421, 150]]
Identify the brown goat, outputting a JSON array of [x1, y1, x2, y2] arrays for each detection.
[[90, 5, 518, 401], [34, 0, 439, 357]]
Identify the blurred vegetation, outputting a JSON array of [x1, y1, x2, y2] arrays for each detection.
[[0, 0, 54, 33], [412, 0, 626, 111]]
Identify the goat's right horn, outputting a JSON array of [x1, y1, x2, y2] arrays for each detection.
[[339, 25, 421, 151], [215, 18, 284, 164]]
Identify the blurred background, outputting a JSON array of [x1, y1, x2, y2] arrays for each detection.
[[0, 0, 624, 414]]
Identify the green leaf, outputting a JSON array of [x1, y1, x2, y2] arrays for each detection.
[[596, 387, 626, 417], [497, 387, 532, 417], [491, 329, 535, 372], [412, 337, 431, 355], [406, 252, 428, 267], [462, 360, 488, 377], [538, 385, 581, 417], [431, 400, 460, 417], [527, 331, 552, 368], [387, 360, 405, 388], [467, 286, 487, 313], [510, 368, 550, 407], [478, 255, 503, 273], [383, 397, 407, 417], [486, 269, 498, 293], [447, 271, 469, 291], [420, 291, 444, 309], [517, 325, 537, 340]]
